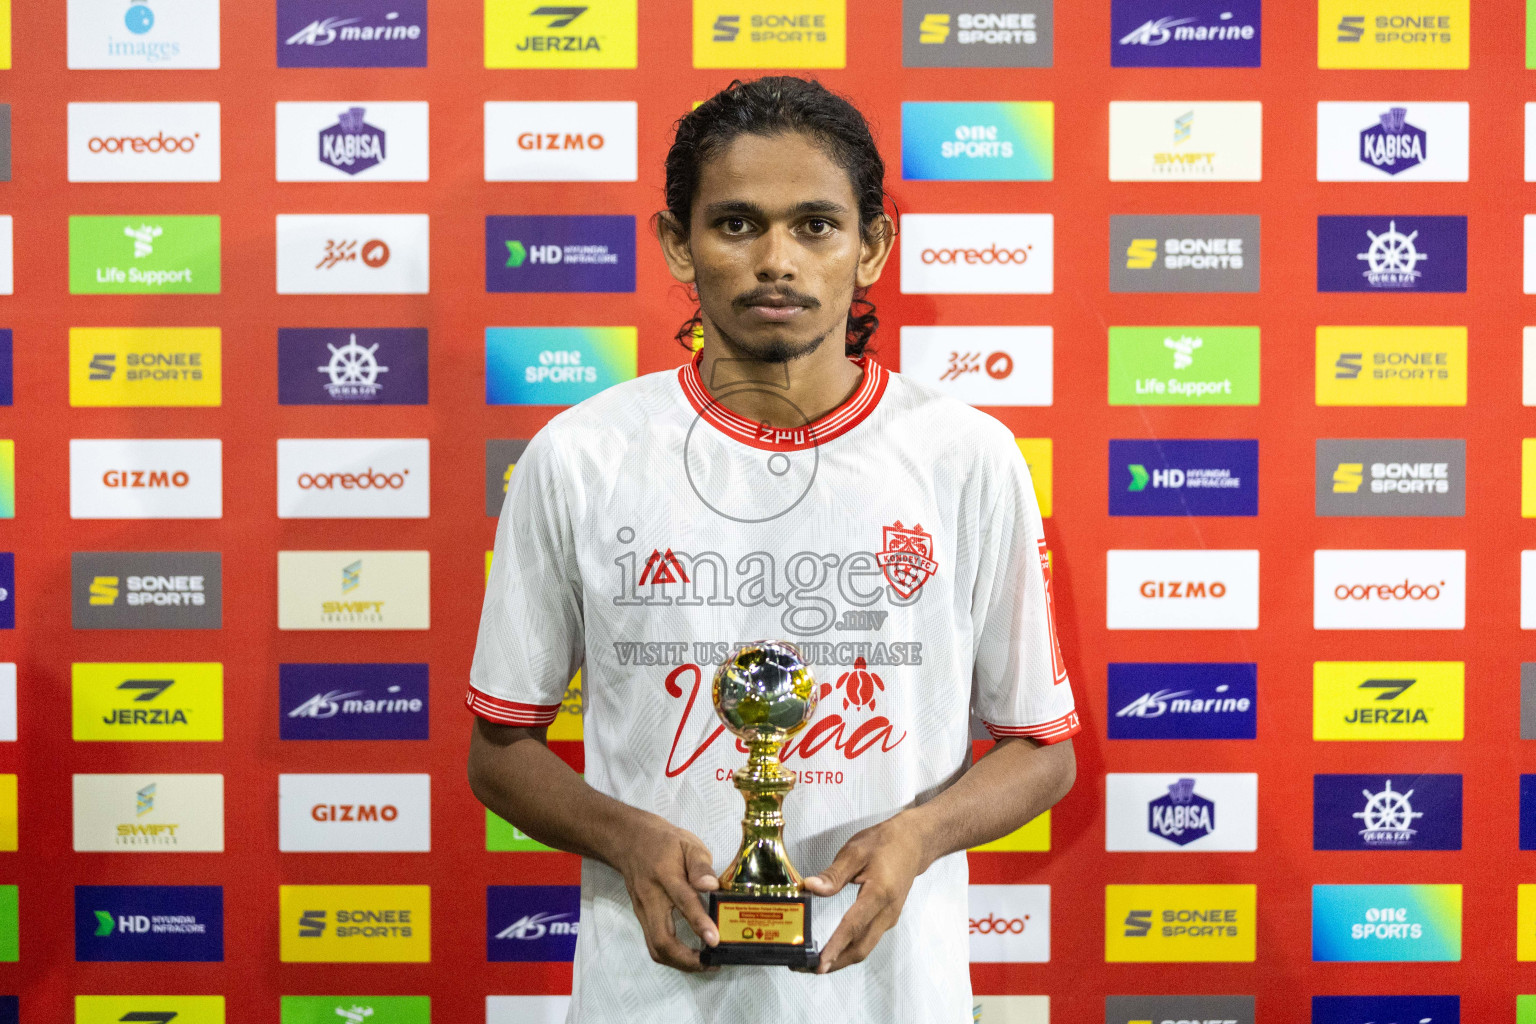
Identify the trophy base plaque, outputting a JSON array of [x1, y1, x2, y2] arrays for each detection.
[[699, 892, 820, 969]]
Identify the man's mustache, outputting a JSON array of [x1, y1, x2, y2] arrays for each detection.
[[732, 287, 821, 310]]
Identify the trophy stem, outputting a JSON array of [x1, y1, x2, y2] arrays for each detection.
[[718, 733, 804, 897]]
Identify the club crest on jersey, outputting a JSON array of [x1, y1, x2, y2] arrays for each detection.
[[876, 520, 937, 598]]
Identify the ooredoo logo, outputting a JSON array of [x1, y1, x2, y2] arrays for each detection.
[[88, 132, 199, 153], [1107, 549, 1259, 630], [297, 468, 410, 490], [969, 912, 1027, 934], [1313, 549, 1465, 630], [1332, 579, 1445, 601], [919, 242, 1032, 264], [967, 884, 1049, 962], [277, 439, 429, 519], [68, 103, 221, 182], [900, 213, 1053, 294]]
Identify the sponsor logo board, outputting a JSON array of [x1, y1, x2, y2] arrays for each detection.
[[1519, 885, 1536, 960], [1317, 439, 1465, 517], [277, 0, 427, 67], [902, 101, 1052, 181], [278, 328, 428, 406], [67, 0, 220, 68], [1314, 774, 1462, 851], [1312, 996, 1458, 1024], [487, 885, 580, 961], [1110, 214, 1260, 293], [70, 439, 222, 519], [1104, 884, 1255, 962], [275, 214, 429, 294], [1521, 664, 1536, 740], [484, 0, 638, 68], [1107, 662, 1256, 740], [1317, 102, 1469, 181], [485, 327, 638, 406], [277, 550, 429, 631], [1109, 101, 1262, 181], [1313, 661, 1464, 741], [485, 997, 572, 1024], [484, 101, 637, 182], [1105, 773, 1257, 851], [280, 663, 429, 740], [280, 885, 429, 962], [1313, 549, 1464, 630], [967, 884, 1049, 962], [693, 0, 846, 67], [1108, 326, 1259, 405], [485, 215, 635, 293], [0, 664, 14, 741], [1106, 549, 1259, 630], [0, 554, 13, 630], [73, 773, 224, 852], [70, 328, 221, 408], [1315, 326, 1466, 406], [900, 213, 1053, 294], [485, 440, 530, 516], [1317, 215, 1466, 293], [1016, 438, 1052, 517], [279, 773, 430, 852], [1318, 0, 1467, 68], [68, 102, 220, 182], [901, 0, 1052, 67], [279, 996, 429, 1024], [72, 662, 223, 741], [71, 551, 221, 630], [971, 997, 1049, 1024], [276, 102, 429, 181], [75, 885, 223, 962], [0, 331, 10, 406], [277, 438, 429, 519], [1312, 883, 1461, 961], [487, 809, 557, 852], [1106, 995, 1255, 1024], [1109, 439, 1257, 516], [970, 811, 1049, 852], [1112, 0, 1261, 67], [75, 996, 226, 1024], [69, 215, 220, 295], [1523, 552, 1536, 629], [898, 326, 1052, 406]]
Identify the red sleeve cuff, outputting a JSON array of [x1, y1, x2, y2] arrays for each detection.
[[465, 686, 561, 727], [983, 710, 1080, 745]]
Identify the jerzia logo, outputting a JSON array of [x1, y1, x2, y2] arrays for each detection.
[[1313, 661, 1464, 741]]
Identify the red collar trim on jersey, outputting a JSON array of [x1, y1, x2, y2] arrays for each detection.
[[678, 349, 888, 452]]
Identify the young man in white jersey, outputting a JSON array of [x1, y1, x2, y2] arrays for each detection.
[[467, 77, 1079, 1023]]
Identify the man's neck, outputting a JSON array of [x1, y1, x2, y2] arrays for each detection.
[[695, 336, 865, 430]]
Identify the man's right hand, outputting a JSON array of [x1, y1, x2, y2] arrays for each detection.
[[612, 817, 721, 973]]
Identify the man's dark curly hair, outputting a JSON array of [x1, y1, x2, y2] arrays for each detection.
[[661, 76, 892, 359]]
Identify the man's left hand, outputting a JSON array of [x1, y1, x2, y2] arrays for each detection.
[[801, 816, 928, 974]]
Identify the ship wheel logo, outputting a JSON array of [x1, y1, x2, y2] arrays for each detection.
[[318, 334, 389, 398], [1356, 220, 1426, 288], [1353, 779, 1422, 845]]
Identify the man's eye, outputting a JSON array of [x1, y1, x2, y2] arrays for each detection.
[[805, 219, 832, 234], [723, 218, 749, 233]]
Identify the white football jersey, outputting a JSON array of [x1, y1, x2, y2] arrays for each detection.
[[469, 349, 1078, 1024]]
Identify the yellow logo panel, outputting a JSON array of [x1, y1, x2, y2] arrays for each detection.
[[1105, 884, 1256, 962], [485, 0, 637, 68], [73, 663, 224, 741], [1523, 440, 1536, 517], [1520, 885, 1536, 961], [280, 885, 430, 963], [972, 810, 1049, 852], [0, 775, 15, 852], [1313, 661, 1463, 741], [70, 328, 222, 407], [1015, 439, 1052, 518], [1315, 326, 1466, 407], [1318, 0, 1467, 69], [0, 0, 10, 69], [693, 0, 846, 68], [549, 670, 584, 741], [77, 996, 225, 1023]]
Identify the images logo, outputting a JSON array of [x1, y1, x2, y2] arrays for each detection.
[[967, 884, 1050, 963], [1106, 996, 1255, 1024], [1109, 101, 1262, 181], [902, 1, 1052, 67], [1111, 0, 1261, 67], [901, 102, 1052, 181], [70, 439, 223, 520], [692, 0, 846, 68], [1314, 774, 1461, 851], [899, 213, 1053, 295], [484, 0, 638, 68], [1106, 773, 1257, 851], [1109, 214, 1260, 293], [277, 438, 430, 520], [1109, 439, 1257, 516], [76, 885, 224, 962], [75, 995, 227, 1024], [1312, 996, 1459, 1024], [72, 774, 224, 852], [70, 327, 221, 408], [1104, 884, 1255, 962], [67, 0, 221, 68], [278, 328, 427, 406], [279, 996, 429, 1024], [72, 663, 223, 741], [1312, 884, 1461, 961], [69, 216, 221, 295], [1315, 326, 1466, 406], [1317, 102, 1468, 181], [71, 552, 220, 630], [280, 885, 429, 962], [68, 102, 221, 182], [1106, 549, 1259, 630], [1108, 662, 1256, 740], [1317, 439, 1464, 517], [898, 326, 1052, 406], [278, 550, 429, 631], [485, 215, 635, 293], [1313, 549, 1465, 630], [1313, 661, 1463, 741], [484, 101, 637, 182], [1317, 215, 1466, 292], [276, 102, 429, 181], [1318, 0, 1467, 68], [279, 773, 430, 852], [488, 885, 580, 962], [277, 0, 427, 67], [280, 663, 428, 740], [485, 326, 638, 406], [275, 214, 429, 295]]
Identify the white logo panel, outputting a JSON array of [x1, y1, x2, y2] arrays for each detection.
[[67, 0, 220, 69], [971, 997, 1050, 1024], [0, 665, 17, 743], [1313, 549, 1466, 630], [1106, 549, 1259, 630], [277, 438, 430, 519], [484, 102, 638, 182], [277, 549, 430, 631], [900, 214, 1053, 295], [1521, 551, 1536, 630], [968, 884, 1050, 963], [278, 773, 430, 852], [486, 997, 572, 1024], [275, 214, 430, 295], [1316, 102, 1469, 182], [1105, 773, 1258, 852], [275, 101, 429, 182], [70, 439, 223, 519], [69, 103, 221, 183], [1108, 101, 1263, 182], [72, 773, 224, 851], [898, 326, 1052, 406]]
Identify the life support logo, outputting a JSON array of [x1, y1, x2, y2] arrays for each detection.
[[967, 884, 1049, 962]]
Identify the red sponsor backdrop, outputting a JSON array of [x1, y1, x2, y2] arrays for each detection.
[[2, 0, 1531, 1018]]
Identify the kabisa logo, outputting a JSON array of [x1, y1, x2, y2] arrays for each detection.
[[280, 996, 430, 1024], [900, 101, 1053, 182], [1312, 995, 1459, 1024], [1316, 439, 1465, 517], [484, 326, 638, 405], [72, 552, 221, 630], [1105, 884, 1256, 961], [75, 885, 224, 962], [280, 663, 428, 740], [1106, 995, 1256, 1024], [277, 102, 427, 182], [319, 107, 383, 175], [1147, 777, 1214, 845], [488, 885, 580, 962], [1108, 662, 1256, 739], [1106, 773, 1256, 851], [72, 663, 223, 741], [1109, 215, 1261, 293], [1317, 216, 1466, 293], [1312, 661, 1464, 741], [1311, 884, 1462, 962], [1110, 439, 1257, 517], [485, 1, 638, 69], [278, 0, 427, 67], [902, 2, 1052, 68], [280, 885, 430, 962], [278, 328, 427, 406], [1360, 107, 1425, 175], [1314, 774, 1462, 851], [1111, 0, 1261, 67], [485, 215, 635, 293]]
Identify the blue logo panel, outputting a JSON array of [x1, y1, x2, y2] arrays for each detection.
[[279, 663, 430, 740], [1109, 439, 1258, 516], [75, 886, 224, 962], [1311, 884, 1461, 962], [1312, 995, 1459, 1024], [485, 327, 638, 406], [1317, 216, 1467, 293], [487, 885, 580, 962], [1111, 0, 1262, 67], [1107, 663, 1257, 739], [901, 102, 1053, 181], [277, 328, 428, 405], [1519, 775, 1536, 850], [0, 331, 13, 406], [1313, 774, 1462, 851], [277, 0, 428, 67], [0, 996, 13, 1024], [485, 216, 636, 293], [0, 554, 15, 630]]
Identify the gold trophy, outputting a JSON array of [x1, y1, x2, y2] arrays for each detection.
[[698, 640, 821, 969]]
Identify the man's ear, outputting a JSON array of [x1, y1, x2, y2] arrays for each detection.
[[855, 213, 895, 289], [656, 211, 697, 285]]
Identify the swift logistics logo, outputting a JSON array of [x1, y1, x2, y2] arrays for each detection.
[[1108, 326, 1260, 406], [277, 438, 430, 519], [67, 102, 221, 182], [899, 213, 1053, 295], [72, 773, 225, 852], [898, 326, 1053, 407], [1313, 548, 1465, 630], [1110, 214, 1260, 293], [280, 663, 429, 740], [1107, 662, 1256, 739], [1105, 549, 1260, 630], [1312, 884, 1461, 961], [70, 327, 222, 408], [1316, 326, 1466, 406], [1317, 215, 1466, 292], [1110, 439, 1257, 516], [485, 326, 638, 405], [1104, 884, 1255, 962], [692, 0, 846, 68], [277, 0, 427, 67], [75, 996, 227, 1023], [69, 216, 221, 295], [484, 101, 638, 182], [276, 102, 429, 181], [902, 0, 1052, 67], [1111, 0, 1260, 67], [485, 440, 530, 516], [1318, 0, 1467, 68], [69, 439, 223, 520], [1318, 439, 1465, 517], [1313, 661, 1464, 741], [76, 885, 223, 962], [275, 214, 430, 295], [901, 102, 1053, 181], [488, 885, 580, 961], [1108, 101, 1262, 181], [72, 662, 223, 741], [1106, 996, 1255, 1024], [486, 215, 636, 293], [280, 885, 429, 962], [277, 550, 430, 630], [67, 0, 221, 69], [1312, 996, 1459, 1024], [484, 0, 638, 68], [1317, 102, 1469, 181], [278, 773, 430, 852], [967, 884, 1050, 963], [278, 328, 427, 406], [71, 552, 221, 630], [1314, 774, 1461, 851], [280, 997, 429, 1024], [1105, 773, 1258, 851]]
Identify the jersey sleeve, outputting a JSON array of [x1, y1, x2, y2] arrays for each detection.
[[969, 437, 1080, 745], [466, 428, 584, 727]]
